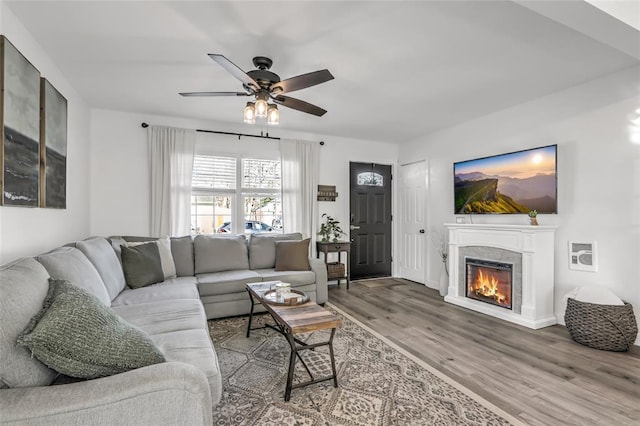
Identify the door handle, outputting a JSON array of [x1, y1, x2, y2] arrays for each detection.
[[419, 229, 425, 234], [349, 225, 360, 230]]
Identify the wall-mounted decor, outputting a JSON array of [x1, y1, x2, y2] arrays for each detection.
[[317, 185, 338, 201], [453, 144, 557, 214], [1, 35, 41, 207], [40, 78, 67, 208], [568, 241, 598, 272]]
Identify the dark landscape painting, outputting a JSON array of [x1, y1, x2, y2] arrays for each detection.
[[454, 145, 557, 214], [41, 78, 67, 208], [1, 36, 41, 207]]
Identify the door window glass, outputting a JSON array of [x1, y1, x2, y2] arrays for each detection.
[[357, 172, 384, 187]]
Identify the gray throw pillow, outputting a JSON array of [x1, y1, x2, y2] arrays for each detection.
[[17, 279, 165, 379], [120, 243, 164, 288], [274, 238, 311, 271]]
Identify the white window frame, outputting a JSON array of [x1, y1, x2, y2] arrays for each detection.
[[191, 153, 282, 235]]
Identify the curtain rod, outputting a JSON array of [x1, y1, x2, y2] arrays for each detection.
[[141, 122, 324, 145]]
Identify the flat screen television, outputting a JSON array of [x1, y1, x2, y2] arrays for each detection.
[[454, 144, 557, 214]]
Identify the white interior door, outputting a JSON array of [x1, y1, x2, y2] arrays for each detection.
[[399, 161, 427, 283]]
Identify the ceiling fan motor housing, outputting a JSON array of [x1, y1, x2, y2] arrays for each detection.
[[246, 69, 281, 90]]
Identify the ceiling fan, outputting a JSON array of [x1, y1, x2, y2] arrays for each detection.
[[180, 55, 334, 123]]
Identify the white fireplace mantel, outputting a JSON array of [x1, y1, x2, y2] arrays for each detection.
[[444, 223, 557, 329]]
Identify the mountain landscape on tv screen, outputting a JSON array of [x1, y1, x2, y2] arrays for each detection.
[[454, 172, 556, 214]]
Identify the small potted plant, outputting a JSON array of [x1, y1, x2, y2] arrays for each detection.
[[318, 214, 346, 242], [528, 210, 538, 226]]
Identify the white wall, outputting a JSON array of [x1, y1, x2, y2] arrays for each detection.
[[0, 3, 91, 264], [400, 65, 640, 343], [90, 109, 398, 263]]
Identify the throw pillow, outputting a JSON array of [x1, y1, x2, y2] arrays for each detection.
[[275, 238, 311, 271], [120, 243, 164, 288], [125, 237, 177, 279], [16, 279, 165, 379]]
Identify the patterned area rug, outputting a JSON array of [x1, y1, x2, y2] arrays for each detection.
[[208, 304, 519, 425]]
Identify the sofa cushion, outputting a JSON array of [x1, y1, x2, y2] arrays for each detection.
[[171, 236, 195, 276], [112, 299, 208, 335], [150, 328, 221, 404], [194, 235, 249, 274], [111, 278, 199, 307], [76, 237, 127, 300], [253, 269, 316, 287], [17, 279, 165, 379], [248, 232, 302, 270], [37, 247, 111, 306], [274, 238, 311, 271], [0, 258, 58, 388], [196, 270, 262, 296], [121, 243, 165, 288]]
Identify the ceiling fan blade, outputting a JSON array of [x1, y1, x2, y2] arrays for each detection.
[[208, 54, 260, 92], [270, 69, 334, 94], [273, 95, 327, 117], [180, 91, 250, 97]]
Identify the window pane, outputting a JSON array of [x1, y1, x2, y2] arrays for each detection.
[[191, 195, 232, 235], [243, 196, 281, 233], [192, 155, 236, 190], [242, 158, 281, 190], [357, 172, 384, 186]]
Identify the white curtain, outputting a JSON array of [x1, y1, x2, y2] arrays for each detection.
[[280, 139, 319, 242], [148, 125, 196, 237]]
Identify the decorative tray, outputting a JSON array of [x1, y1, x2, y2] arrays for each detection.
[[262, 289, 309, 306]]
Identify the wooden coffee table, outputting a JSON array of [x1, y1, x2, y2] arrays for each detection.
[[246, 282, 342, 401]]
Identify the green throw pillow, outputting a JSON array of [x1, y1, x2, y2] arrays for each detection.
[[16, 279, 165, 379], [120, 242, 164, 288]]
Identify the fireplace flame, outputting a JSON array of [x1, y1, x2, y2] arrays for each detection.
[[468, 268, 510, 305]]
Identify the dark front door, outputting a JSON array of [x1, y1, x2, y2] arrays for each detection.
[[349, 162, 392, 279]]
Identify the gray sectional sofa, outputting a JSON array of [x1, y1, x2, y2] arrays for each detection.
[[0, 232, 327, 425]]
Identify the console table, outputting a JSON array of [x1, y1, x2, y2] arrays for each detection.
[[316, 241, 351, 289]]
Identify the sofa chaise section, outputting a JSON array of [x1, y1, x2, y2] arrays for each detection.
[[43, 239, 222, 406], [0, 254, 214, 425], [1, 361, 212, 425]]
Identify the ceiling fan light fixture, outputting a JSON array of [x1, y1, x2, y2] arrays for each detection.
[[254, 92, 269, 118], [267, 104, 279, 125], [243, 102, 256, 124]]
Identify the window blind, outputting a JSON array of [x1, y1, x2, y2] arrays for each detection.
[[192, 155, 236, 190]]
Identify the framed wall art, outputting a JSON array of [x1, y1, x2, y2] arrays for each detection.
[[40, 78, 67, 208], [1, 35, 41, 207], [568, 241, 598, 272]]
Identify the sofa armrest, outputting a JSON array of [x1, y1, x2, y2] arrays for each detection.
[[0, 362, 213, 426], [309, 257, 328, 304]]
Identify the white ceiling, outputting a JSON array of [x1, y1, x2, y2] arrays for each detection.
[[6, 1, 640, 143]]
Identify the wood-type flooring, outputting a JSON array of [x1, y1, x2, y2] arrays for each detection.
[[328, 278, 640, 426]]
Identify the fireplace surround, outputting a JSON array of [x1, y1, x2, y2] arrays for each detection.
[[444, 223, 557, 329]]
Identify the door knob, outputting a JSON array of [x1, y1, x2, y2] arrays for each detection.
[[349, 225, 360, 230], [419, 229, 425, 233]]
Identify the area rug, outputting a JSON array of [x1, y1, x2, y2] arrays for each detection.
[[207, 304, 522, 425]]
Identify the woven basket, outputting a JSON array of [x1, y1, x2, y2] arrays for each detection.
[[564, 298, 638, 352], [327, 262, 345, 280]]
